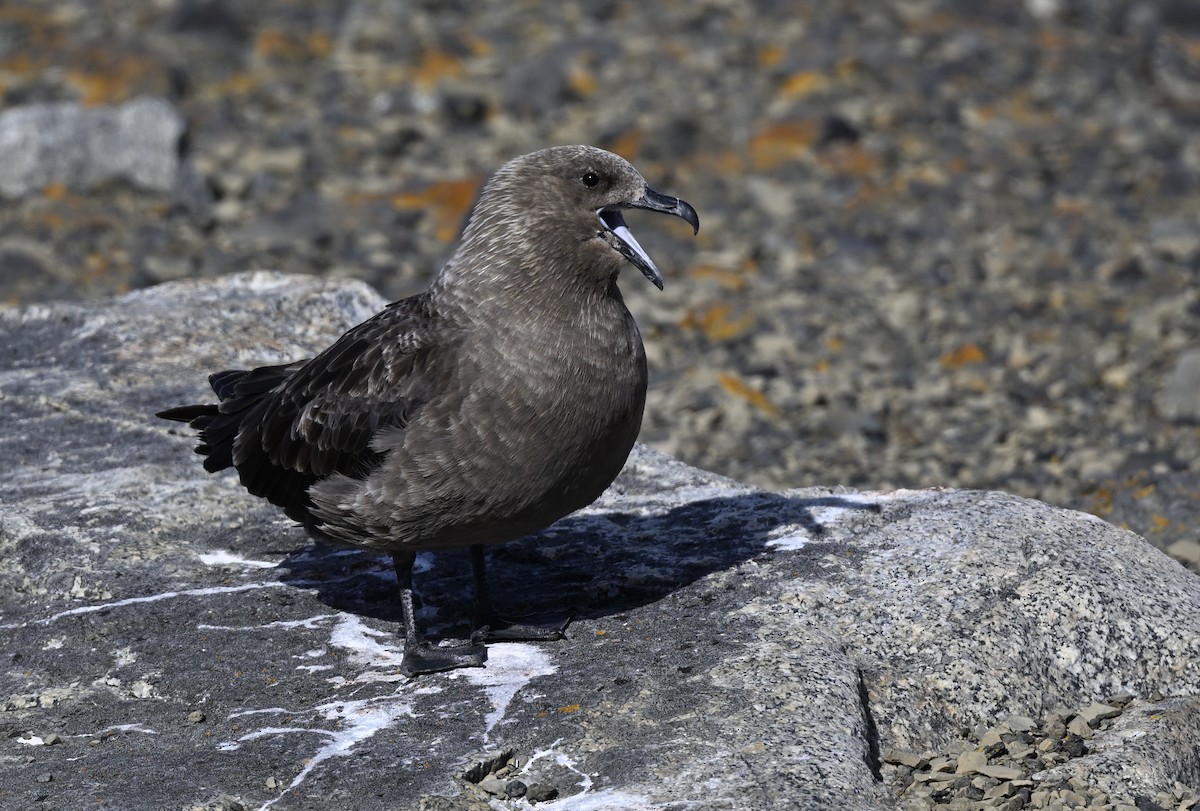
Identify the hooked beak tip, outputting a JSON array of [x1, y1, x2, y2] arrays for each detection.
[[631, 187, 700, 235], [678, 199, 700, 236]]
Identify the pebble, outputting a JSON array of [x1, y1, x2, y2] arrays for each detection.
[[524, 782, 558, 803], [1004, 741, 1033, 761], [1066, 715, 1094, 739], [1043, 714, 1067, 740], [1156, 350, 1195, 424], [1168, 539, 1200, 564], [910, 771, 945, 784], [887, 695, 1200, 810], [982, 784, 1008, 800], [476, 775, 508, 796], [1077, 703, 1121, 726], [884, 749, 928, 769], [979, 728, 1005, 750], [956, 750, 988, 774], [976, 765, 1022, 781], [129, 680, 155, 699], [1004, 715, 1038, 734], [929, 756, 956, 773]]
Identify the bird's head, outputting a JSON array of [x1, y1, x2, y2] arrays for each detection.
[[456, 145, 699, 293]]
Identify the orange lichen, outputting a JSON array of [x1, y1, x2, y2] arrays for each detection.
[[778, 70, 829, 98], [1053, 196, 1088, 216], [254, 30, 294, 58], [1036, 28, 1066, 50], [411, 48, 464, 88], [1027, 328, 1059, 345], [212, 72, 259, 96], [903, 10, 954, 33], [679, 303, 755, 341], [342, 190, 388, 208], [818, 144, 881, 177], [711, 149, 745, 174], [391, 177, 481, 242], [748, 120, 819, 170], [1087, 486, 1113, 517], [0, 52, 43, 77], [306, 31, 332, 58], [255, 29, 332, 62], [758, 44, 785, 68], [688, 264, 745, 291], [718, 373, 781, 418], [939, 344, 987, 368], [66, 53, 158, 104], [567, 64, 597, 97], [605, 130, 645, 160], [462, 33, 493, 57]]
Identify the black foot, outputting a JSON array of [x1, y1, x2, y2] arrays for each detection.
[[400, 637, 487, 677], [478, 611, 573, 643]]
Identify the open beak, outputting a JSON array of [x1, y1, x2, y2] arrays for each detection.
[[598, 188, 700, 290]]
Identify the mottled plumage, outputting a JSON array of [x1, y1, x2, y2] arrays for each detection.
[[158, 145, 699, 674]]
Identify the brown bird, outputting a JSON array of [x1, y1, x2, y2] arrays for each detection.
[[158, 145, 699, 675]]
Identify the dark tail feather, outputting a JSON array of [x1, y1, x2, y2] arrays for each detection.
[[212, 363, 299, 400], [157, 401, 234, 473], [210, 369, 250, 400], [158, 363, 301, 474], [156, 403, 217, 423]]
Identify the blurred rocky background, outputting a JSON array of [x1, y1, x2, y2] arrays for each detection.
[[1, 0, 1197, 563]]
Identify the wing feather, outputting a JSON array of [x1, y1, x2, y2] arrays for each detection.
[[227, 294, 454, 517]]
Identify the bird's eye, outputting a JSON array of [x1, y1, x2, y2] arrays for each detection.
[[581, 171, 600, 188]]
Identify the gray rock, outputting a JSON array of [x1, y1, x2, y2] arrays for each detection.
[[1148, 215, 1200, 261], [2, 273, 1199, 810], [1005, 715, 1038, 734], [0, 97, 184, 199], [1159, 348, 1200, 422], [1077, 702, 1122, 726]]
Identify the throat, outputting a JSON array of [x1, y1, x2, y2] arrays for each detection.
[[606, 272, 626, 302]]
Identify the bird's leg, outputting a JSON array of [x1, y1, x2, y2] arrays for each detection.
[[471, 544, 572, 642], [393, 551, 486, 676]]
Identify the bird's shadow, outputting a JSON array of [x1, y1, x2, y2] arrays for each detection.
[[274, 492, 880, 638]]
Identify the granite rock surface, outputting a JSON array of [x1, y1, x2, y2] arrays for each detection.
[[2, 275, 1196, 811]]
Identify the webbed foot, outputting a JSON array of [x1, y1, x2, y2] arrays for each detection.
[[400, 634, 487, 676], [477, 611, 573, 642]]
